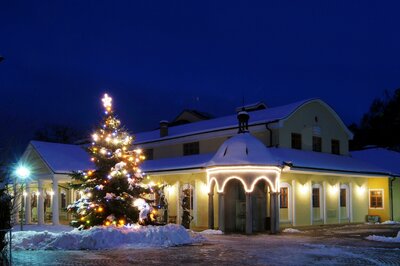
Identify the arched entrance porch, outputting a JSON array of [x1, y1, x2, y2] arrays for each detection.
[[207, 166, 281, 234]]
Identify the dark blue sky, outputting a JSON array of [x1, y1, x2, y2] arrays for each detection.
[[1, 1, 400, 145]]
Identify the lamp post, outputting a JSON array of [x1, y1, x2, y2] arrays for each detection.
[[15, 166, 30, 231]]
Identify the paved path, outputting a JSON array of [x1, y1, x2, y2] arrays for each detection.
[[12, 224, 400, 265]]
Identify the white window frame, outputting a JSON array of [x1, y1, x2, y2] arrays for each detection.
[[279, 182, 292, 222], [369, 189, 384, 209], [339, 184, 351, 222], [311, 183, 323, 221], [180, 183, 196, 225]]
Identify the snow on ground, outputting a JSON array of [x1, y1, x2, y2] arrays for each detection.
[[381, 220, 400, 225], [12, 224, 203, 250], [366, 231, 400, 243], [282, 228, 302, 233], [13, 224, 72, 233], [199, 229, 223, 235]]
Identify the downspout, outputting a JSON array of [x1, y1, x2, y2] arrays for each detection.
[[265, 120, 280, 147], [389, 177, 396, 221]]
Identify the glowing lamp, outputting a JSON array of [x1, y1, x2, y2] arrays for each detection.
[[330, 185, 339, 194], [300, 184, 309, 194], [105, 221, 111, 226], [15, 166, 30, 180]]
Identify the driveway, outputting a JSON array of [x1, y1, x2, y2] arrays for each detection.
[[12, 224, 400, 265]]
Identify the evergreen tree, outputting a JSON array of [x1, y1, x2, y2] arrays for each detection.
[[351, 89, 400, 150], [68, 94, 150, 228]]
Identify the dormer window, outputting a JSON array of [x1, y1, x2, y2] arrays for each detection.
[[183, 142, 199, 156]]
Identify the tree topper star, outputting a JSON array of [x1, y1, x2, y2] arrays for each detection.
[[102, 93, 112, 110]]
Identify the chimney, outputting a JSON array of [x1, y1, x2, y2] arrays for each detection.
[[160, 120, 169, 137], [237, 108, 249, 134]]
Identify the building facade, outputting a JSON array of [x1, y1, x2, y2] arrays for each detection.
[[16, 99, 400, 233]]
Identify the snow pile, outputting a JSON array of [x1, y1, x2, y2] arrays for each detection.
[[366, 231, 400, 243], [12, 224, 200, 250], [381, 220, 400, 225], [283, 228, 302, 233], [199, 229, 223, 235]]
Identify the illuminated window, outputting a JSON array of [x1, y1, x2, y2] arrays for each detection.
[[369, 190, 383, 208], [280, 187, 288, 208], [183, 142, 199, 156], [291, 133, 302, 150], [340, 188, 346, 207], [312, 188, 320, 208], [331, 139, 340, 155], [312, 136, 322, 152]]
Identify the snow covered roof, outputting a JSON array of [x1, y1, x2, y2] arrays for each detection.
[[271, 147, 389, 176], [141, 144, 390, 176], [135, 99, 313, 143], [207, 133, 280, 167], [23, 140, 394, 177], [141, 153, 213, 173], [30, 141, 94, 174], [351, 148, 400, 177]]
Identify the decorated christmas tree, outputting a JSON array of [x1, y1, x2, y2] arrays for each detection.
[[68, 93, 151, 228]]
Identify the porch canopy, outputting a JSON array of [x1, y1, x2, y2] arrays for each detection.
[[206, 133, 282, 234]]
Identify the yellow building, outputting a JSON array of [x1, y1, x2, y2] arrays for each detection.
[[17, 99, 400, 233]]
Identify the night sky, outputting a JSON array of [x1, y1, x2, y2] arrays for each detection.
[[1, 1, 400, 152]]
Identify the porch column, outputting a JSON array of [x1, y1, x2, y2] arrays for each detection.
[[25, 185, 31, 224], [270, 192, 280, 234], [245, 192, 253, 234], [218, 192, 225, 232], [208, 192, 214, 229], [52, 179, 59, 225], [37, 180, 45, 225]]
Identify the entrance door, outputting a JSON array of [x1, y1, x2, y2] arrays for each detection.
[[224, 179, 246, 232]]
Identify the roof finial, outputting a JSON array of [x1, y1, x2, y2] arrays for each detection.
[[237, 108, 249, 134]]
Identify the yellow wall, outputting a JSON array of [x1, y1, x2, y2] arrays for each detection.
[[147, 172, 209, 229], [279, 102, 350, 155], [281, 173, 373, 226], [367, 178, 390, 222], [147, 170, 392, 230], [393, 178, 400, 221]]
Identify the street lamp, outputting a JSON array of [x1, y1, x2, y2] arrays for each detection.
[[15, 166, 30, 231]]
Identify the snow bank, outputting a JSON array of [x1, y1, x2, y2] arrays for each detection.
[[12, 224, 201, 250], [199, 229, 223, 235], [381, 220, 400, 225], [366, 231, 400, 243], [283, 228, 302, 233], [13, 224, 72, 233]]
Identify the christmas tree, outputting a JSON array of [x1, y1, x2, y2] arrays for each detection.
[[68, 93, 150, 228]]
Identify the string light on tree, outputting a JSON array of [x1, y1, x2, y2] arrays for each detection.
[[68, 93, 153, 228]]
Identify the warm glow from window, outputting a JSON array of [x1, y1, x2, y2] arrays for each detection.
[[300, 183, 308, 194]]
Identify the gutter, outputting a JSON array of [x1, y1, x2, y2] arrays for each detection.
[[389, 177, 396, 221], [287, 165, 390, 178]]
